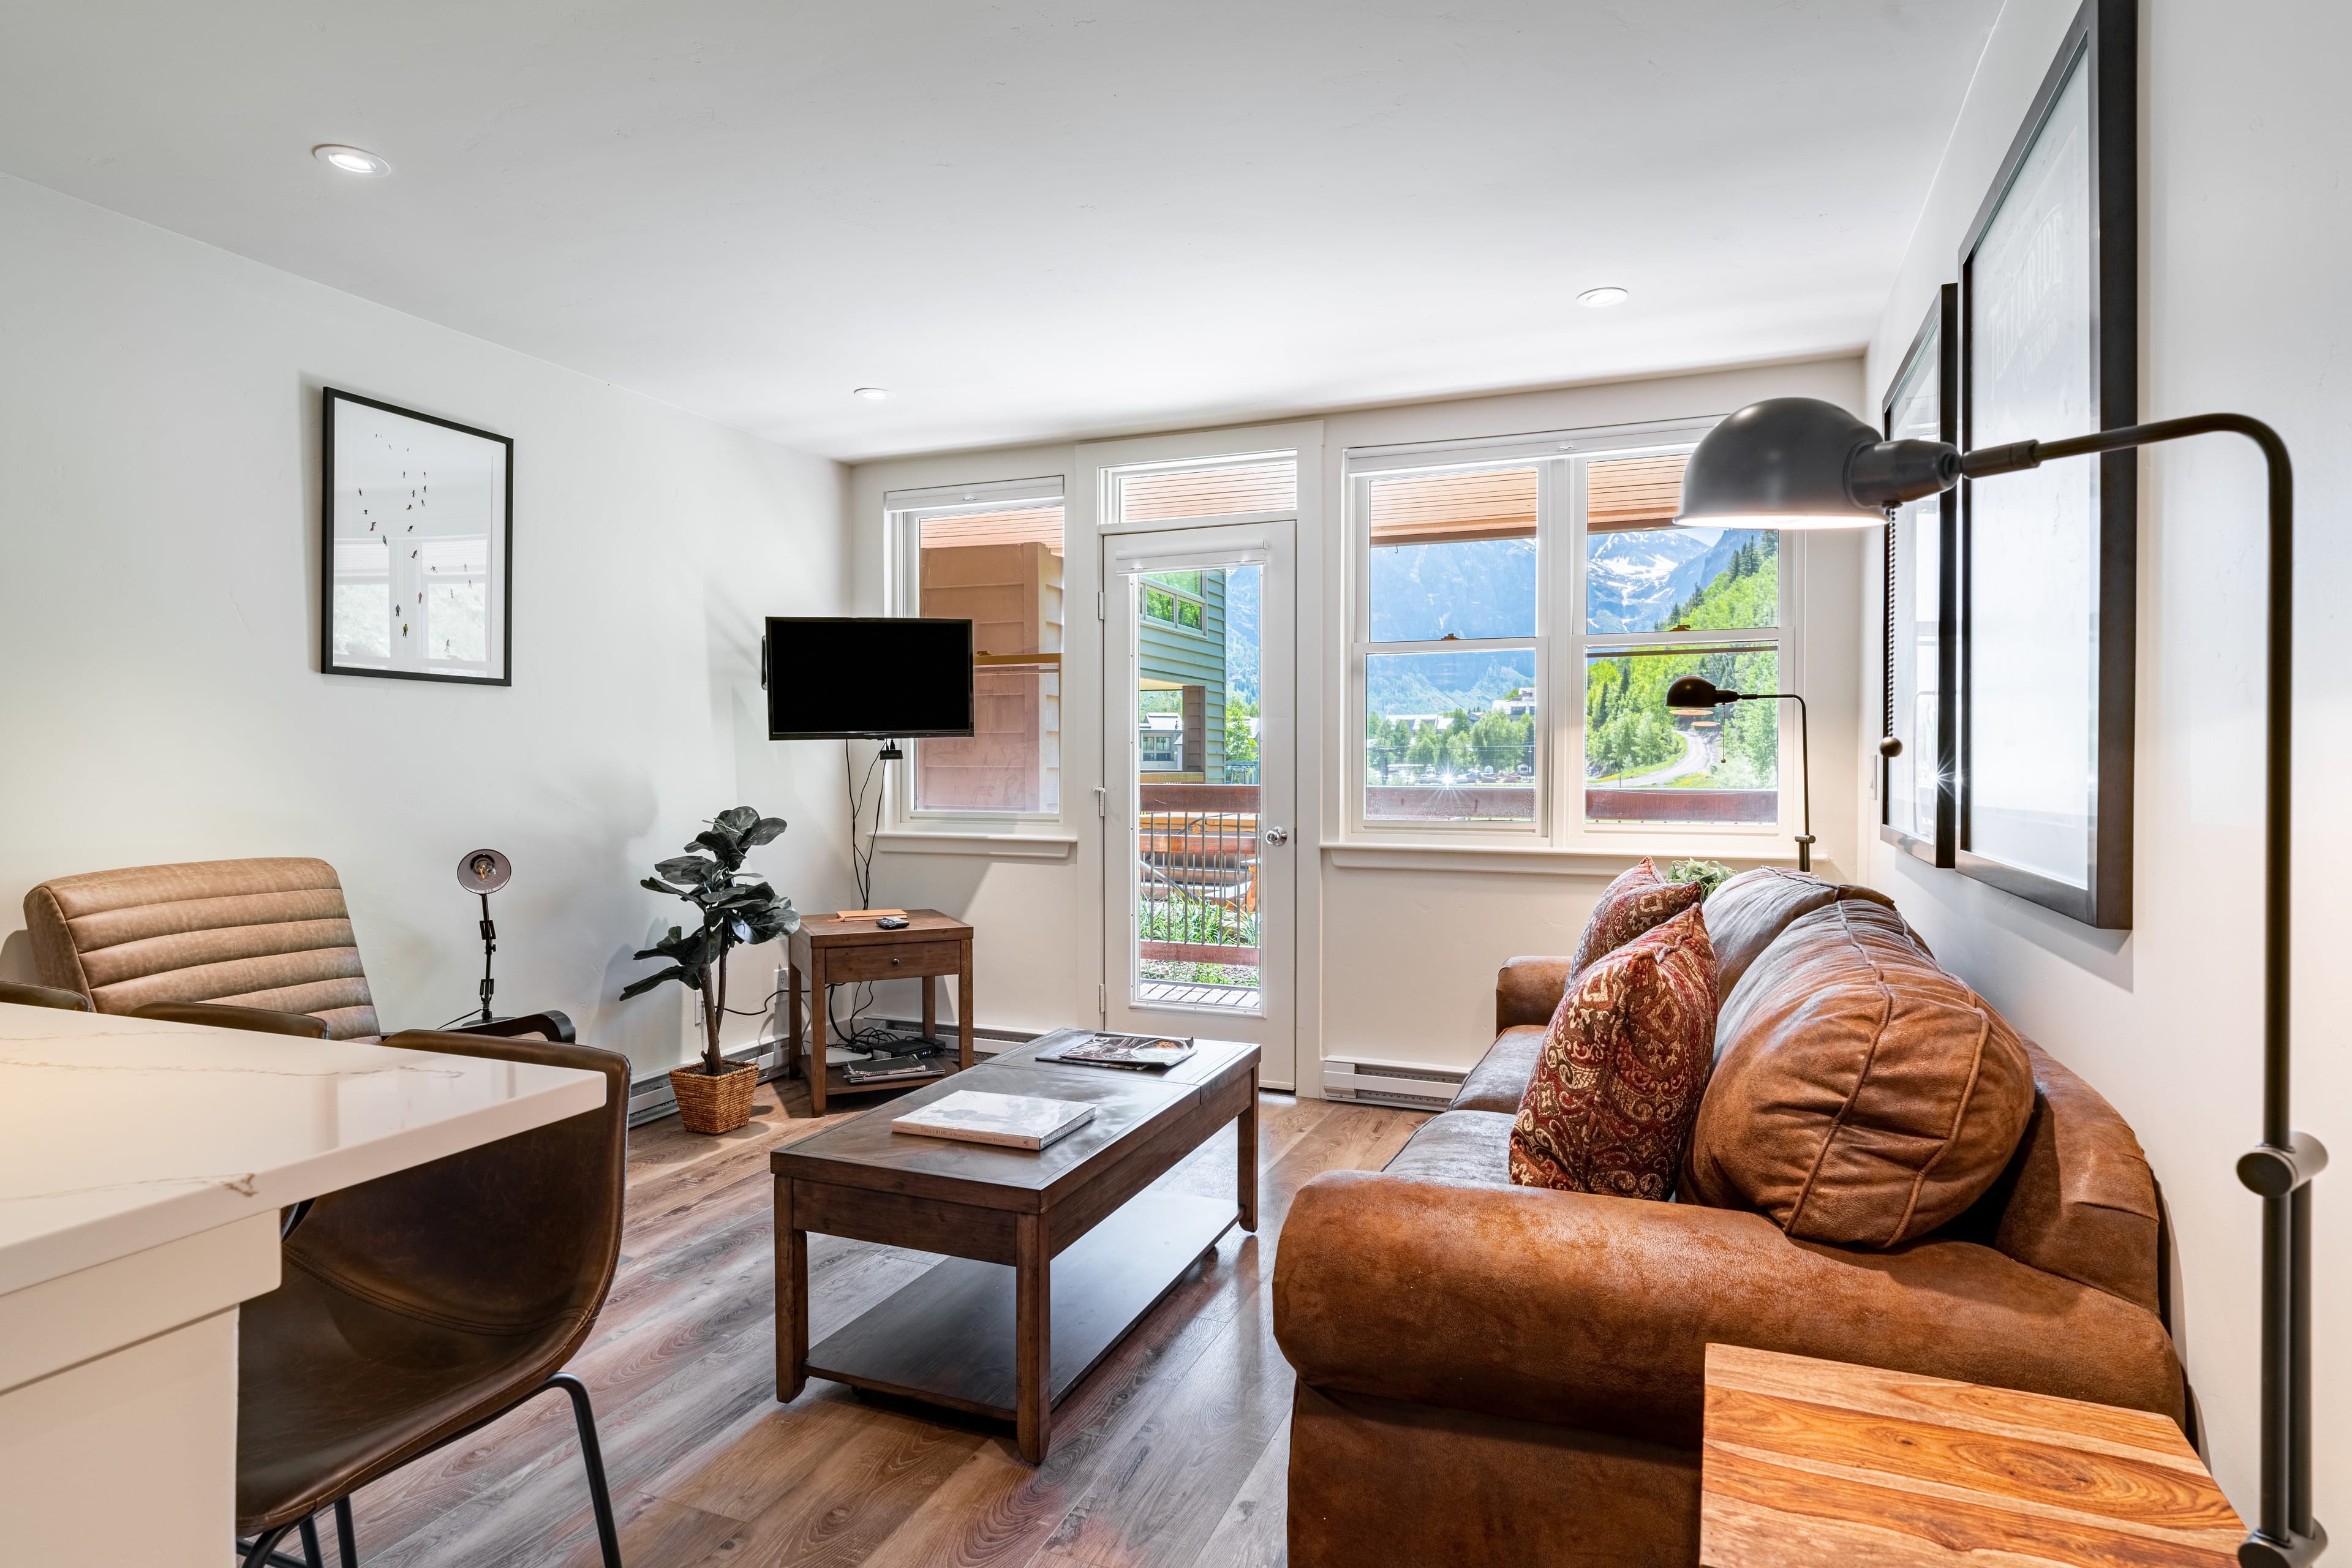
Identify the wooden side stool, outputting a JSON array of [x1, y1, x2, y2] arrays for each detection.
[[1701, 1343, 2242, 1567]]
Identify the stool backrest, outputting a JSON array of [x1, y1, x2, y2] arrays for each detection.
[[25, 858, 379, 1038]]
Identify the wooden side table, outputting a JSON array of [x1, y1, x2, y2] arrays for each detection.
[[783, 910, 973, 1115], [1700, 1343, 2243, 1567]]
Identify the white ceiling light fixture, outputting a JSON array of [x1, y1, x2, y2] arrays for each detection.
[[313, 145, 392, 176], [1577, 286, 1630, 308], [852, 386, 891, 401]]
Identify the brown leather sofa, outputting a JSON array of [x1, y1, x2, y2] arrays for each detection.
[[1274, 870, 2185, 1568]]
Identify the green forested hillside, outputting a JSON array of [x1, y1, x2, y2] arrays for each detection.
[[1587, 534, 1779, 784]]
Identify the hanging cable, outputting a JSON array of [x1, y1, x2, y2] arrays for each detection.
[[842, 741, 886, 910]]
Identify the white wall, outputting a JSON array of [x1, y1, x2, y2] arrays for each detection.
[[848, 355, 1866, 1082], [1855, 0, 2350, 1526], [0, 173, 853, 1076]]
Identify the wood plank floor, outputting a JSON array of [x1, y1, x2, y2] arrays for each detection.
[[341, 1074, 1426, 1568]]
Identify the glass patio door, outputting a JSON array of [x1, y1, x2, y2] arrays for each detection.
[[1102, 521, 1294, 1089]]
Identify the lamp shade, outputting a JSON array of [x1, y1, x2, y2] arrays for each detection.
[[1676, 397, 1891, 529], [1666, 675, 1732, 715]]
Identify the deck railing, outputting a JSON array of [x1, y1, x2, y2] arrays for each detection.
[[1136, 784, 1261, 978]]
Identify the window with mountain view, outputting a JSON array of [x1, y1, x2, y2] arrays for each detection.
[[1583, 454, 1781, 826], [1360, 466, 1540, 823], [1349, 434, 1790, 839]]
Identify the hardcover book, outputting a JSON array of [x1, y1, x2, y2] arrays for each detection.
[[889, 1089, 1096, 1151]]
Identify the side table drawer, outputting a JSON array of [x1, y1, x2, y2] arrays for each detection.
[[824, 940, 962, 982]]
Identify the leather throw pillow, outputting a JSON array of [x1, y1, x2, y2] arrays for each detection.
[[1702, 867, 1892, 1002], [1510, 903, 1717, 1200], [1568, 858, 1702, 982], [1681, 899, 2035, 1248]]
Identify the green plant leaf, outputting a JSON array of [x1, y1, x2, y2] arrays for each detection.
[[691, 829, 747, 870], [745, 816, 788, 846], [712, 805, 760, 837], [619, 964, 692, 1000]]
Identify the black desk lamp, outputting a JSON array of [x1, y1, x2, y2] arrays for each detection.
[[1664, 675, 1811, 872], [1676, 396, 2323, 1568], [458, 848, 512, 1025]]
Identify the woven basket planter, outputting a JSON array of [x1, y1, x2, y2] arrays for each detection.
[[669, 1061, 758, 1134]]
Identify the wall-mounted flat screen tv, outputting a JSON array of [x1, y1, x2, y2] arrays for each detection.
[[764, 616, 974, 739]]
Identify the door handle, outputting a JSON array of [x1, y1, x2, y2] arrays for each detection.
[[1262, 826, 1290, 846]]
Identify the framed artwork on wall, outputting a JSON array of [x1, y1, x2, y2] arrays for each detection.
[[321, 388, 513, 685], [1957, 0, 2135, 928], [1880, 284, 1958, 867]]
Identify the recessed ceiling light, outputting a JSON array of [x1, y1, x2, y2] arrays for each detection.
[[853, 386, 891, 401], [314, 145, 393, 176], [1577, 286, 1630, 308]]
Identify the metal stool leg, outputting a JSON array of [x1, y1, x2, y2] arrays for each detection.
[[544, 1373, 623, 1567], [334, 1498, 358, 1567], [298, 1514, 324, 1567], [241, 1525, 295, 1568]]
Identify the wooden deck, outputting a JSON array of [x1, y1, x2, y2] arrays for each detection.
[[338, 1073, 1426, 1567]]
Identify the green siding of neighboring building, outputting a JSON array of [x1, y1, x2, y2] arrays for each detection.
[[1139, 570, 1227, 780]]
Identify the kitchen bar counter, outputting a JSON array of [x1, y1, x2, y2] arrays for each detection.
[[0, 1003, 608, 1562]]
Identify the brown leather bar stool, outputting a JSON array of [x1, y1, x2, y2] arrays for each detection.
[[233, 1030, 631, 1568], [128, 1000, 331, 1037], [0, 980, 93, 1010], [23, 857, 573, 1044]]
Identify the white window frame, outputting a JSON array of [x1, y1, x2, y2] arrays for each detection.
[[884, 474, 1069, 827], [1343, 415, 1806, 851]]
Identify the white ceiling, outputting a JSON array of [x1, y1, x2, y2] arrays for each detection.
[[0, 1, 1997, 461]]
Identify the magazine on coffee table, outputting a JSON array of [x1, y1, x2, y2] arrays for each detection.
[[890, 1089, 1096, 1151], [1031, 1028, 1197, 1071]]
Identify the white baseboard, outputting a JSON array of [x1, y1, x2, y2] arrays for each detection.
[[1321, 1057, 1463, 1111]]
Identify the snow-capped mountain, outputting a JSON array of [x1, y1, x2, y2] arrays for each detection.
[[1584, 528, 1755, 634]]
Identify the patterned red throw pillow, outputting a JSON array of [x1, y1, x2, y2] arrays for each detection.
[[1510, 903, 1718, 1200], [1568, 857, 1702, 983]]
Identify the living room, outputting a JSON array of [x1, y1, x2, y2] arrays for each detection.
[[0, 2, 2343, 1565]]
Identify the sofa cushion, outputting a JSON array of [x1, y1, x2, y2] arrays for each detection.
[[1384, 1110, 1515, 1189], [1450, 1025, 1546, 1114], [1705, 867, 1893, 1001], [1511, 905, 1717, 1200], [1682, 900, 2034, 1248], [1567, 858, 1701, 983]]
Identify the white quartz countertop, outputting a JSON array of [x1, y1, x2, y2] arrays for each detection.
[[0, 1003, 609, 1297]]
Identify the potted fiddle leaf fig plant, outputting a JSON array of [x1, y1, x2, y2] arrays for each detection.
[[622, 805, 801, 1134]]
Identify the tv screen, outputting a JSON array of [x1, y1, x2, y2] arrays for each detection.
[[764, 617, 974, 739]]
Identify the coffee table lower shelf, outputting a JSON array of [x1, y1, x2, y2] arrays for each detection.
[[804, 1190, 1236, 1421]]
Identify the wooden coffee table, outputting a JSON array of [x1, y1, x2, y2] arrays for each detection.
[[771, 1036, 1259, 1463]]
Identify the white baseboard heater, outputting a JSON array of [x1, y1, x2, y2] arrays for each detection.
[[1321, 1058, 1464, 1111]]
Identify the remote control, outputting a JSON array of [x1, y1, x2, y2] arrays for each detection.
[[876, 914, 910, 929]]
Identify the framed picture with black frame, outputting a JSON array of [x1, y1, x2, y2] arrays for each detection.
[[1880, 284, 1958, 867], [1956, 0, 2135, 928], [321, 388, 514, 685]]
